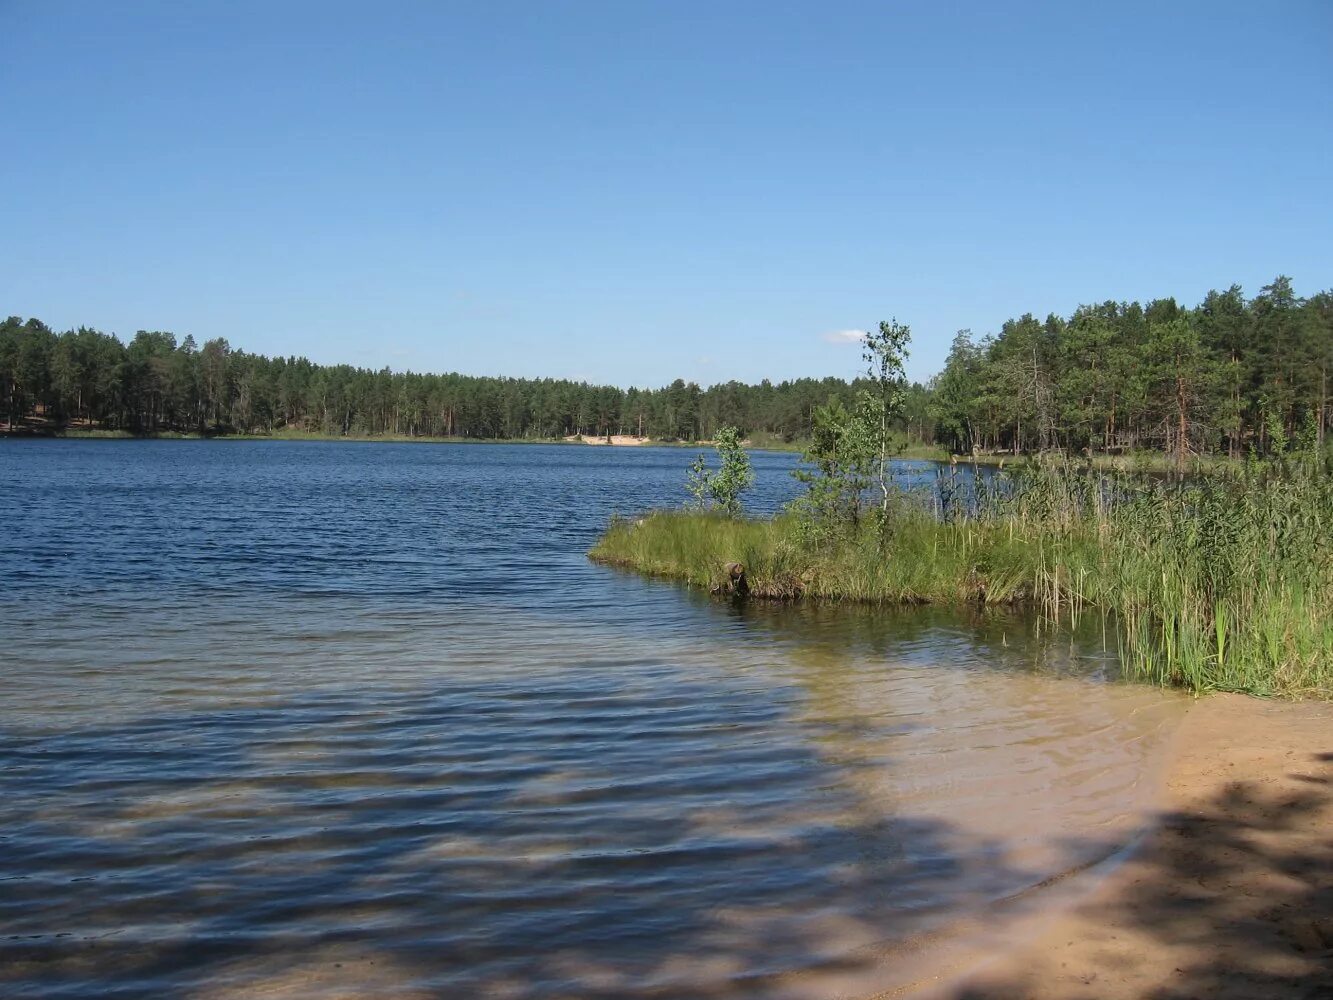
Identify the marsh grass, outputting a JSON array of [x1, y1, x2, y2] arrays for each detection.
[[591, 459, 1333, 699]]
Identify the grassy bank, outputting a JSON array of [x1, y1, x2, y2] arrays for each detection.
[[591, 462, 1333, 699], [941, 450, 1245, 474]]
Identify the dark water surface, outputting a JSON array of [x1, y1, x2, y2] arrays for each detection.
[[1, 441, 1183, 999]]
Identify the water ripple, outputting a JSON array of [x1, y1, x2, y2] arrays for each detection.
[[0, 441, 1185, 998]]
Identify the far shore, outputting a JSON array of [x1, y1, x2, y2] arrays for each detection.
[[5, 425, 1253, 472], [562, 433, 652, 446], [4, 425, 813, 452]]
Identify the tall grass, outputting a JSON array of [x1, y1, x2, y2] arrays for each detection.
[[590, 458, 1333, 699]]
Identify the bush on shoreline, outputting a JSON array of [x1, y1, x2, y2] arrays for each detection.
[[591, 458, 1333, 699]]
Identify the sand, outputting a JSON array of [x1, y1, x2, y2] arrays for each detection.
[[563, 434, 651, 446], [945, 692, 1333, 1000]]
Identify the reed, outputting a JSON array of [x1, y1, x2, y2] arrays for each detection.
[[590, 458, 1333, 699]]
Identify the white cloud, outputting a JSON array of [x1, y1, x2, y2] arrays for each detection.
[[821, 329, 867, 345]]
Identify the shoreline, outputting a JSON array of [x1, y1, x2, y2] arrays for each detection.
[[589, 502, 1332, 700], [0, 429, 822, 455], [0, 428, 772, 450], [942, 692, 1333, 999], [3, 428, 1234, 470]]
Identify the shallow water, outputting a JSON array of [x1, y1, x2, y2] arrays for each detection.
[[0, 441, 1185, 998]]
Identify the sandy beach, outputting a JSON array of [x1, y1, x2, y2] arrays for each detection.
[[563, 434, 652, 446], [946, 692, 1333, 999]]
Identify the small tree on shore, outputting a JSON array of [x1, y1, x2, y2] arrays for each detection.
[[686, 425, 754, 516], [789, 398, 875, 538], [789, 320, 912, 542], [862, 319, 912, 511]]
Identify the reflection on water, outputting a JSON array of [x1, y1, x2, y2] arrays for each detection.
[[0, 442, 1185, 998]]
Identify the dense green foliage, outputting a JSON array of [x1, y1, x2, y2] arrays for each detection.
[[0, 317, 926, 442], [4, 276, 1327, 454], [929, 276, 1333, 463], [592, 456, 1333, 698]]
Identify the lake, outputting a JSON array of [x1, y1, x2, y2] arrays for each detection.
[[0, 440, 1185, 999]]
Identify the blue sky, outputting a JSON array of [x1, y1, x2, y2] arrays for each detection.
[[2, 2, 1330, 386]]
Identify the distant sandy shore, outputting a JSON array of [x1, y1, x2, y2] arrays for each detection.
[[563, 434, 652, 446], [943, 692, 1333, 1000]]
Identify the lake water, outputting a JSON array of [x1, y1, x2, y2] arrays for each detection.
[[0, 441, 1185, 999]]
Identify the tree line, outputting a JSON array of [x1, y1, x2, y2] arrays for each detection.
[[0, 318, 929, 442], [929, 276, 1332, 462], [2, 274, 1328, 457]]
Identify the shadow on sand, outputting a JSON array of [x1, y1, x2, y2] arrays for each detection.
[[953, 750, 1333, 1000]]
